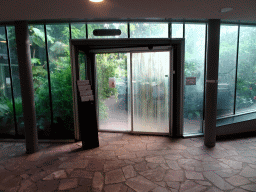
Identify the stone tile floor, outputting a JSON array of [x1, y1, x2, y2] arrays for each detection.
[[0, 132, 256, 191]]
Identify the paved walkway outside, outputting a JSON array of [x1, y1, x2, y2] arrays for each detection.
[[0, 132, 256, 191]]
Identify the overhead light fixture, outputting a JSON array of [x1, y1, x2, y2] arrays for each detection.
[[89, 0, 103, 2], [221, 8, 233, 13], [0, 41, 6, 43]]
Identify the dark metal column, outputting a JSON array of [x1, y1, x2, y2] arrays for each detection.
[[15, 21, 38, 154], [204, 19, 220, 148]]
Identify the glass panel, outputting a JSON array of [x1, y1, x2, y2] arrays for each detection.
[[130, 22, 168, 38], [88, 23, 127, 39], [0, 26, 15, 137], [71, 23, 86, 39], [217, 25, 238, 117], [78, 51, 86, 80], [96, 53, 130, 131], [236, 26, 256, 114], [183, 23, 206, 135], [172, 23, 183, 38], [29, 24, 51, 139], [7, 26, 25, 137], [132, 51, 170, 133], [46, 24, 74, 139]]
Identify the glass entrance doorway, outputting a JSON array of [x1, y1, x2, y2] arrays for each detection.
[[96, 48, 172, 134]]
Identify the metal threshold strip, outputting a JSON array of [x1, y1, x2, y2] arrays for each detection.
[[182, 133, 204, 138], [99, 130, 169, 136]]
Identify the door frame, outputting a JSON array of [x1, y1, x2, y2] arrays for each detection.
[[70, 38, 185, 140]]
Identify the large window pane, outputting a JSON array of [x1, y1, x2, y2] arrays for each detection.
[[29, 24, 52, 138], [172, 23, 183, 38], [130, 22, 168, 38], [0, 26, 15, 137], [7, 26, 25, 137], [236, 26, 256, 113], [183, 23, 206, 134], [71, 23, 86, 39], [46, 24, 74, 139], [217, 25, 238, 117], [88, 23, 127, 39]]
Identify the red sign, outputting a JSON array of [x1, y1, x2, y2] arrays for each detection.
[[186, 77, 196, 85]]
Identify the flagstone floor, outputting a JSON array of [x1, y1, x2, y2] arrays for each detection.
[[0, 132, 256, 192]]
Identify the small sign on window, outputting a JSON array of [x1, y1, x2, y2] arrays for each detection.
[[186, 77, 196, 85], [6, 77, 11, 86]]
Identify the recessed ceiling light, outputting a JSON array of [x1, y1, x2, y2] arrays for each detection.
[[221, 8, 233, 13], [89, 0, 103, 2]]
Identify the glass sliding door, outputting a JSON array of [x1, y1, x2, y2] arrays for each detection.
[[96, 53, 130, 131], [95, 48, 172, 134], [132, 51, 170, 133]]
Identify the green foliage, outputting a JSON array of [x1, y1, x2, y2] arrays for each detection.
[[96, 53, 126, 120], [184, 61, 199, 77], [0, 97, 23, 133], [0, 34, 5, 41], [129, 23, 167, 38], [71, 24, 86, 39]]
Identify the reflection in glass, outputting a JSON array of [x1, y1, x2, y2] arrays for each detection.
[[7, 26, 25, 137], [217, 25, 238, 117], [236, 26, 256, 114], [132, 51, 169, 133], [71, 23, 86, 39], [130, 22, 168, 38], [172, 23, 183, 38], [29, 24, 51, 138], [46, 24, 74, 139], [96, 53, 129, 131], [88, 23, 127, 39], [0, 26, 15, 137], [183, 23, 206, 134]]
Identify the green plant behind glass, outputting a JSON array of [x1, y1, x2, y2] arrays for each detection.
[[0, 97, 23, 133]]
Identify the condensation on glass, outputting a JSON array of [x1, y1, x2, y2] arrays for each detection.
[[132, 51, 170, 133], [71, 23, 86, 39], [217, 25, 238, 117], [96, 53, 130, 131], [183, 23, 206, 135], [88, 23, 128, 39], [130, 22, 168, 38], [0, 26, 15, 137], [172, 23, 183, 38], [236, 25, 256, 114]]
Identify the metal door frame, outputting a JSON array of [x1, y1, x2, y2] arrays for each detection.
[[70, 39, 185, 140], [92, 47, 172, 135]]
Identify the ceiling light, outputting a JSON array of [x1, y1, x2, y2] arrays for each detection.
[[221, 8, 233, 13], [89, 0, 103, 2], [0, 41, 6, 43]]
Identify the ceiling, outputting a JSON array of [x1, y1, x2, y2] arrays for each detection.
[[0, 0, 255, 23]]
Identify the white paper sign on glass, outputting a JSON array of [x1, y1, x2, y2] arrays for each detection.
[[80, 90, 93, 96], [6, 78, 10, 86], [81, 95, 94, 102], [77, 80, 89, 86]]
